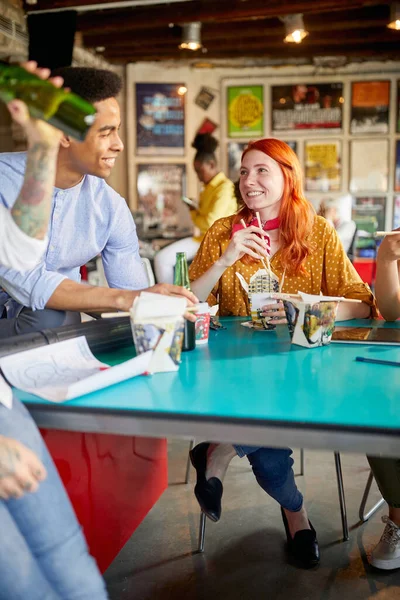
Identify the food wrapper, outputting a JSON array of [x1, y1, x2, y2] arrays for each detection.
[[236, 268, 280, 329], [130, 292, 186, 372], [281, 292, 341, 348]]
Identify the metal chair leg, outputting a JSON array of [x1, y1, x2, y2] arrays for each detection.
[[359, 469, 385, 522], [198, 512, 207, 553], [185, 439, 195, 484], [299, 448, 305, 476], [334, 452, 349, 541]]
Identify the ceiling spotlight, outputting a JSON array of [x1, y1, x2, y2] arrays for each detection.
[[280, 13, 309, 44], [387, 3, 400, 30], [179, 22, 202, 51], [177, 86, 188, 95]]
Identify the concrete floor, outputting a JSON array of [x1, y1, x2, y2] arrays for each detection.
[[105, 440, 400, 600]]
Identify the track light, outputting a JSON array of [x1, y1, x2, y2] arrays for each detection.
[[280, 13, 309, 44], [387, 3, 400, 30], [179, 22, 202, 51]]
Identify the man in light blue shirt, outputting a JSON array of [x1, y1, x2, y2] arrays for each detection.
[[0, 67, 195, 338]]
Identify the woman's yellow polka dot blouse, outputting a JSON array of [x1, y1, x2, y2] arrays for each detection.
[[189, 215, 378, 317]]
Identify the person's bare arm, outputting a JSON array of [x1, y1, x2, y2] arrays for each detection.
[[335, 300, 371, 321], [191, 225, 268, 301], [46, 279, 198, 319], [375, 232, 400, 321], [8, 62, 64, 240]]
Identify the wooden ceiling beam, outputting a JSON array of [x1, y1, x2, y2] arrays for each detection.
[[104, 43, 400, 62], [74, 0, 389, 35], [82, 13, 390, 48], [96, 29, 400, 57]]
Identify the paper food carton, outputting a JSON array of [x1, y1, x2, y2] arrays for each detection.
[[281, 292, 341, 348], [236, 268, 280, 329], [130, 292, 186, 372]]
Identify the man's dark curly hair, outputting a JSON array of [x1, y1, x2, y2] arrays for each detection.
[[51, 67, 122, 103]]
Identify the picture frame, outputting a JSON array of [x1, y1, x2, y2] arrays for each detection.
[[350, 81, 390, 134], [271, 83, 343, 133], [305, 140, 341, 192], [136, 83, 185, 156], [227, 85, 264, 138], [349, 139, 389, 193]]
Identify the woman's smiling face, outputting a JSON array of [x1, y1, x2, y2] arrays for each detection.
[[239, 149, 284, 214]]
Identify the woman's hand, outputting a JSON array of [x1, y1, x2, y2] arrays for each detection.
[[0, 435, 47, 500], [261, 301, 287, 325], [7, 61, 65, 148], [217, 225, 270, 268], [377, 231, 400, 264]]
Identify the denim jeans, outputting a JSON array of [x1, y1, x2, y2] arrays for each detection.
[[0, 397, 108, 600], [368, 455, 400, 508], [234, 445, 303, 512]]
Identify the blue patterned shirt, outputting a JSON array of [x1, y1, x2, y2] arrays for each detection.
[[0, 152, 148, 318]]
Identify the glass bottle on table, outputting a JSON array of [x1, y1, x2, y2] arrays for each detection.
[[174, 252, 196, 352], [0, 61, 96, 140]]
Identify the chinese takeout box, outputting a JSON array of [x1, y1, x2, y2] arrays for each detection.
[[130, 292, 186, 372], [236, 268, 280, 329], [281, 292, 341, 348]]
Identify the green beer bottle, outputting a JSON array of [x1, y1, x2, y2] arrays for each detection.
[[174, 252, 196, 351], [0, 62, 96, 140]]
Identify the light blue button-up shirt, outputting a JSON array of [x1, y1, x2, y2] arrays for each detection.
[[0, 152, 148, 318]]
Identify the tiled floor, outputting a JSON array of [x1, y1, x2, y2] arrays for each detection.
[[105, 440, 400, 600]]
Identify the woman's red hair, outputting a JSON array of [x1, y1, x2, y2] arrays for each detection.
[[234, 138, 315, 275]]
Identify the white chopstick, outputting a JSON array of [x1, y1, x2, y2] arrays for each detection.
[[376, 231, 400, 237], [255, 212, 273, 277]]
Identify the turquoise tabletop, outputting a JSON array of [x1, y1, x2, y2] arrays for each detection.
[[18, 318, 400, 432]]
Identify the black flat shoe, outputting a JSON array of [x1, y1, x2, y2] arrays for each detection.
[[281, 507, 320, 569], [189, 443, 223, 522]]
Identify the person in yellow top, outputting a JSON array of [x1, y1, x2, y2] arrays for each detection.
[[154, 133, 237, 283], [188, 138, 377, 570]]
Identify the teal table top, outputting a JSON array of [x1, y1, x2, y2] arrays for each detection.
[[18, 318, 400, 456]]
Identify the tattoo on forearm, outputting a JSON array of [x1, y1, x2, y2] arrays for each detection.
[[11, 142, 58, 239], [0, 443, 20, 479]]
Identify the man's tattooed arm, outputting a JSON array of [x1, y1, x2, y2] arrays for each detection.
[[11, 140, 59, 240]]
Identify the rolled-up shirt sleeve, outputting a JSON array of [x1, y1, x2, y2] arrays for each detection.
[[101, 197, 148, 290], [0, 262, 67, 311]]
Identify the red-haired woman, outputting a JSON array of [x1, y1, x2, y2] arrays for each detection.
[[189, 138, 377, 569]]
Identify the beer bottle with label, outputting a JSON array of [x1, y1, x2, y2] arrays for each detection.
[[0, 62, 96, 140], [174, 252, 196, 352]]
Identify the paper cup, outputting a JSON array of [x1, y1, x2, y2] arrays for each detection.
[[130, 314, 184, 372], [283, 299, 339, 348], [195, 302, 211, 345], [250, 292, 278, 330]]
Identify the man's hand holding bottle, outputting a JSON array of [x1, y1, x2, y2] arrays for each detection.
[[6, 61, 64, 147]]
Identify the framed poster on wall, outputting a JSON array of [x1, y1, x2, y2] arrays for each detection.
[[393, 196, 400, 229], [136, 164, 188, 229], [271, 83, 343, 133], [395, 140, 400, 192], [227, 142, 247, 181], [349, 139, 388, 193], [227, 85, 264, 138], [305, 140, 341, 192], [352, 196, 387, 231], [350, 81, 390, 134], [397, 81, 400, 133], [136, 83, 185, 156]]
